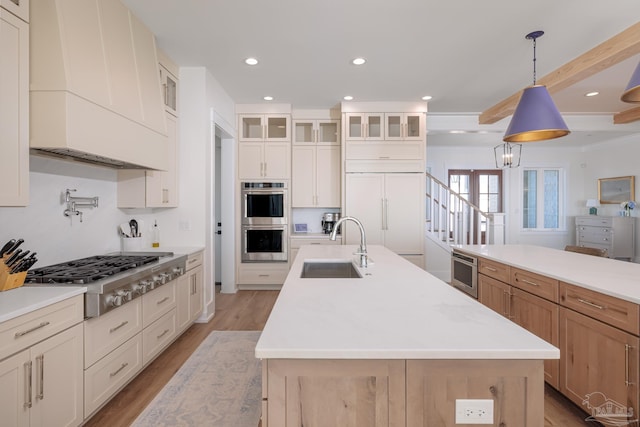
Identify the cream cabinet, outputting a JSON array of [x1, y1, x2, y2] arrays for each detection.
[[159, 64, 178, 116], [345, 113, 384, 140], [177, 251, 204, 333], [384, 113, 424, 140], [345, 173, 424, 264], [117, 111, 178, 208], [238, 142, 290, 180], [239, 114, 290, 142], [293, 120, 339, 145], [0, 295, 84, 427], [0, 324, 84, 427], [291, 145, 340, 208], [1, 0, 28, 22], [575, 216, 635, 260], [0, 6, 28, 206], [289, 236, 341, 264]]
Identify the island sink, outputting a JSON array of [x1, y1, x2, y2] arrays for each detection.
[[300, 260, 362, 278]]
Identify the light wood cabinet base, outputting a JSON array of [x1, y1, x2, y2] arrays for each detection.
[[263, 358, 544, 427]]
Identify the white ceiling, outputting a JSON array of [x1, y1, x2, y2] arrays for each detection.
[[123, 0, 640, 147]]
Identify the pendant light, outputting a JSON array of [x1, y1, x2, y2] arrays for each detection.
[[621, 60, 640, 103], [494, 142, 522, 168], [503, 31, 570, 143]]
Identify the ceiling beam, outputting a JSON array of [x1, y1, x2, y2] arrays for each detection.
[[614, 106, 640, 124], [479, 22, 640, 125]]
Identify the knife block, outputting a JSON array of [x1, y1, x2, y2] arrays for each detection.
[[0, 257, 27, 291]]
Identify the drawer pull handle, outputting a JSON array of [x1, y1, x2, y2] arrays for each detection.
[[110, 362, 129, 378], [577, 298, 605, 310], [24, 360, 32, 409], [36, 354, 44, 400], [188, 259, 197, 264], [519, 278, 539, 287], [157, 329, 170, 340], [258, 274, 269, 277], [484, 266, 498, 272], [109, 321, 129, 333], [157, 296, 170, 305], [626, 344, 634, 386], [15, 321, 51, 338]]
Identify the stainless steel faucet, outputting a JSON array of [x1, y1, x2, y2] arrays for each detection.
[[330, 216, 368, 267]]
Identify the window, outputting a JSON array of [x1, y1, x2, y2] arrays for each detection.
[[522, 167, 563, 230]]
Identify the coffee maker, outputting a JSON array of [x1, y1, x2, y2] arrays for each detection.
[[321, 212, 341, 234]]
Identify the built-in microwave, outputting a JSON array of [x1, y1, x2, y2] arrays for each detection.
[[451, 250, 478, 298], [241, 225, 288, 262], [241, 182, 287, 225]]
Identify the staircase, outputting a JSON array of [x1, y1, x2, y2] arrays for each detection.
[[425, 172, 500, 251]]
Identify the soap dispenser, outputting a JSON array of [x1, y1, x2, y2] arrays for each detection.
[[152, 220, 160, 248]]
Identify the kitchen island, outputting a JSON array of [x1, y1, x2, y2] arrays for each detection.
[[256, 245, 558, 426]]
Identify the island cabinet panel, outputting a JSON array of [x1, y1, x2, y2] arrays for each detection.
[[510, 267, 558, 303], [265, 359, 405, 427], [406, 360, 544, 426], [560, 307, 639, 422], [478, 273, 511, 318], [560, 281, 639, 336], [478, 257, 510, 283]]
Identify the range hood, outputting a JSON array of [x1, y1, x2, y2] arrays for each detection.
[[29, 0, 169, 171]]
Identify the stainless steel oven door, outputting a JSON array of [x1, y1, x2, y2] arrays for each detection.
[[450, 250, 478, 298], [241, 225, 288, 262], [241, 182, 288, 225]]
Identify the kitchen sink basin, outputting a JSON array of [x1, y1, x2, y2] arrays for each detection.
[[300, 261, 362, 279]]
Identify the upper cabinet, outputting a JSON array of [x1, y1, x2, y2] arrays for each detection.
[[345, 113, 383, 140], [384, 113, 424, 141], [239, 114, 290, 142], [158, 49, 178, 117], [293, 120, 340, 145], [30, 0, 168, 170], [1, 0, 28, 22], [0, 6, 29, 206]]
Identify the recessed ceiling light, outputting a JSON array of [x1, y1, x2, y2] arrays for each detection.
[[449, 130, 466, 134], [352, 57, 366, 65], [422, 95, 433, 101], [585, 91, 599, 97], [245, 57, 258, 65], [343, 95, 354, 101], [263, 96, 273, 101]]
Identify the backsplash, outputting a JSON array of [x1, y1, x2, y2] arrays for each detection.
[[0, 156, 129, 266]]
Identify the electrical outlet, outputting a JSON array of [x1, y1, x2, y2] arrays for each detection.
[[455, 399, 494, 424]]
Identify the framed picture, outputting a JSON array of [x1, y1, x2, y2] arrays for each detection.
[[598, 176, 635, 204]]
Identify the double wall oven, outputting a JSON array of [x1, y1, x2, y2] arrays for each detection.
[[241, 182, 288, 262]]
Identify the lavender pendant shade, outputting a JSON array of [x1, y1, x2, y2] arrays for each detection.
[[503, 85, 570, 143], [621, 60, 640, 103]]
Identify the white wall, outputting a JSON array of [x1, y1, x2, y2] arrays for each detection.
[[427, 135, 640, 261]]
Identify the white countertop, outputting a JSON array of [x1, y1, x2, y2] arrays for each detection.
[[454, 244, 640, 304], [142, 246, 204, 256], [0, 286, 86, 323], [255, 245, 559, 360]]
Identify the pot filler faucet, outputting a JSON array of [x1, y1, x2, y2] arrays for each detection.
[[330, 216, 368, 268]]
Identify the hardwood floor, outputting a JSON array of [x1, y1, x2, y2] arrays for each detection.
[[85, 287, 595, 427]]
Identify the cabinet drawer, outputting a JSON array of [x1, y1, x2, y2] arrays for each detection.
[[345, 141, 423, 160], [478, 258, 510, 283], [510, 268, 558, 302], [576, 216, 613, 227], [84, 299, 142, 368], [186, 251, 203, 270], [238, 265, 288, 285], [142, 281, 176, 327], [142, 308, 176, 365], [290, 238, 340, 249], [0, 295, 83, 361], [84, 334, 143, 417], [577, 227, 612, 243], [560, 282, 639, 335]]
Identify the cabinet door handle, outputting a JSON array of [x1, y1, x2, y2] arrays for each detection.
[[381, 199, 386, 230], [162, 189, 169, 204], [507, 292, 515, 320], [109, 321, 129, 333], [36, 354, 44, 400], [109, 362, 129, 378], [263, 162, 267, 177], [157, 296, 170, 305], [483, 266, 497, 272], [384, 199, 389, 230], [518, 278, 539, 287], [577, 298, 605, 310], [15, 321, 50, 338], [24, 360, 32, 409], [626, 344, 634, 386], [502, 291, 509, 317]]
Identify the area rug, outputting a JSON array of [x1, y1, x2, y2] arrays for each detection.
[[132, 331, 262, 427]]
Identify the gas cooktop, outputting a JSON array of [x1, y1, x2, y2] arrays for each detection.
[[26, 254, 160, 284]]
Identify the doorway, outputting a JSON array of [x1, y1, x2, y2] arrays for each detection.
[[214, 124, 236, 293], [448, 169, 503, 243]]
